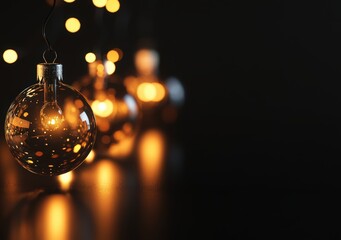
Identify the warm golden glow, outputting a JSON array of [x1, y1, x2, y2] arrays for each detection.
[[106, 49, 120, 62], [3, 49, 18, 64], [105, 61, 116, 75], [135, 49, 159, 76], [64, 0, 75, 2], [64, 100, 80, 129], [106, 0, 120, 13], [92, 0, 107, 8], [73, 144, 81, 153], [96, 63, 105, 78], [65, 17, 81, 33], [40, 103, 64, 131], [136, 82, 166, 103], [97, 118, 110, 132], [153, 82, 166, 102], [137, 83, 157, 102], [85, 52, 96, 63], [12, 116, 30, 128], [91, 99, 114, 118], [58, 171, 74, 191], [94, 160, 121, 239], [37, 195, 71, 240], [85, 149, 96, 163], [138, 129, 165, 186], [108, 135, 135, 159]]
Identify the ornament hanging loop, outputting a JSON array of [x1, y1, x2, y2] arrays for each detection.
[[43, 49, 57, 63], [42, 0, 57, 63]]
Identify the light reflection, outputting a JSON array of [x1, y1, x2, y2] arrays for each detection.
[[165, 77, 185, 106], [85, 149, 96, 163], [0, 142, 19, 215], [58, 171, 74, 191], [108, 134, 135, 159], [138, 129, 167, 239], [36, 195, 72, 240], [138, 129, 166, 187], [79, 160, 122, 240]]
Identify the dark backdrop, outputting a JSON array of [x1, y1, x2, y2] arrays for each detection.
[[1, 0, 341, 238]]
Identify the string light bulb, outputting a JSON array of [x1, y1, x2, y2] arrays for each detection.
[[4, 0, 97, 176]]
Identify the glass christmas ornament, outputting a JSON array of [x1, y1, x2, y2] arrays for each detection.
[[74, 59, 140, 159], [124, 48, 168, 111], [4, 63, 97, 176]]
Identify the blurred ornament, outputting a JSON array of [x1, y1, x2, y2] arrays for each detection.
[[74, 58, 140, 160], [124, 48, 168, 114], [4, 0, 96, 176]]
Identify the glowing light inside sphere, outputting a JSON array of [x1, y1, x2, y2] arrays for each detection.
[[85, 52, 96, 63], [4, 63, 97, 176], [65, 17, 81, 33], [40, 102, 64, 130], [3, 49, 18, 64]]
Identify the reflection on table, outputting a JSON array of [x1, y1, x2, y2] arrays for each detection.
[[0, 121, 184, 240]]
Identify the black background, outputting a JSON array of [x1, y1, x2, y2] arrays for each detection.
[[2, 0, 341, 238]]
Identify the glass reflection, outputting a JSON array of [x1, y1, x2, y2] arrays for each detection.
[[137, 128, 167, 239]]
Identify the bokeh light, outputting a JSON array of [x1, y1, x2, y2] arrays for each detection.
[[65, 17, 81, 33], [64, 0, 76, 3], [3, 49, 18, 64], [137, 82, 166, 102], [106, 0, 120, 13], [85, 52, 96, 63], [104, 61, 116, 75], [92, 0, 107, 8], [106, 49, 120, 62]]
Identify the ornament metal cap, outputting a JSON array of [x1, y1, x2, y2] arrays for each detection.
[[37, 63, 63, 83]]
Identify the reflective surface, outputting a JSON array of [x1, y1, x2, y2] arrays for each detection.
[[0, 121, 186, 240], [5, 82, 96, 176]]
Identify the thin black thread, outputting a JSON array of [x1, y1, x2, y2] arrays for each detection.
[[42, 0, 57, 63]]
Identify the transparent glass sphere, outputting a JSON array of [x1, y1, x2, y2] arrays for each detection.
[[74, 61, 140, 159], [5, 65, 97, 176], [93, 75, 141, 159]]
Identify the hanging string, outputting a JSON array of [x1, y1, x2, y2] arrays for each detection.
[[42, 0, 57, 63]]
